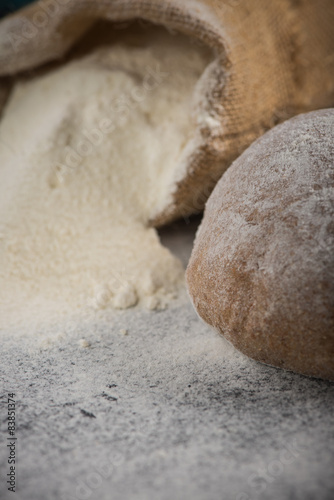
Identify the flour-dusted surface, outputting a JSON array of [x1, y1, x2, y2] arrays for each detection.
[[0, 31, 212, 330], [0, 219, 334, 500]]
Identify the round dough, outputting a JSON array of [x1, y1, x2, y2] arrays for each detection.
[[186, 109, 334, 380]]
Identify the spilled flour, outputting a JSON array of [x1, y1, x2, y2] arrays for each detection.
[[0, 33, 210, 330]]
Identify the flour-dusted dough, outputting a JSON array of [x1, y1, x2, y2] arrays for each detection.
[[187, 109, 334, 380]]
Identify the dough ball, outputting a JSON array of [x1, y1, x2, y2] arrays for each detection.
[[186, 109, 334, 380]]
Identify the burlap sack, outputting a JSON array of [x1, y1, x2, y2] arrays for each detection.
[[0, 0, 333, 225]]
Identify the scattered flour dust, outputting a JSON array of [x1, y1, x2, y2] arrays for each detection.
[[0, 32, 210, 331]]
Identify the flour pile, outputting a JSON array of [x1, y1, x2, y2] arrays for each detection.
[[0, 32, 210, 329]]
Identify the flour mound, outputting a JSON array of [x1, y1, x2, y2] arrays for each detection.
[[0, 35, 209, 329]]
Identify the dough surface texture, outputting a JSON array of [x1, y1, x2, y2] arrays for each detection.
[[187, 109, 334, 380]]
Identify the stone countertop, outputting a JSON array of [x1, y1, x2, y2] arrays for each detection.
[[1, 218, 333, 500]]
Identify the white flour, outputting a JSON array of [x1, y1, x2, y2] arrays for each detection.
[[0, 33, 210, 330]]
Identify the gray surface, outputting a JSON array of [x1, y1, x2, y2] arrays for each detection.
[[1, 218, 334, 500]]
